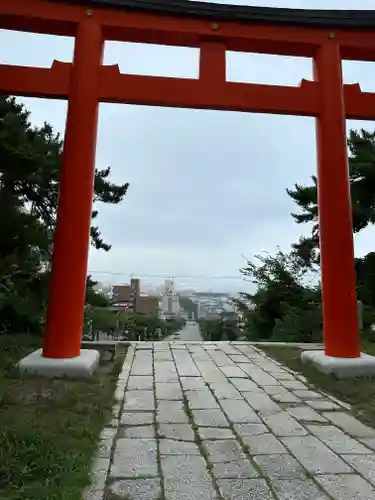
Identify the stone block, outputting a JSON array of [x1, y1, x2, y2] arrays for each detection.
[[281, 436, 353, 475], [111, 439, 158, 478], [18, 348, 100, 378], [217, 479, 275, 500], [301, 349, 375, 379]]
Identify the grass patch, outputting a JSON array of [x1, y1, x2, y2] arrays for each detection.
[[259, 342, 375, 430], [0, 334, 126, 500]]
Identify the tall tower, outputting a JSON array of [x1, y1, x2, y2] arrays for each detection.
[[161, 278, 179, 317], [131, 278, 140, 312]]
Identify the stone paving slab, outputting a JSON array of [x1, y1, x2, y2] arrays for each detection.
[[84, 340, 375, 500]]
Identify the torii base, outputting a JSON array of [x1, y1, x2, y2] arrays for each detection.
[[301, 350, 375, 379], [17, 348, 100, 378]]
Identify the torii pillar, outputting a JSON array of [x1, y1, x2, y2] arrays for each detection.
[[301, 38, 375, 377], [18, 15, 103, 377]]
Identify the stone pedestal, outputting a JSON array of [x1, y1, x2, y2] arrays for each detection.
[[301, 350, 375, 379], [18, 348, 100, 378]]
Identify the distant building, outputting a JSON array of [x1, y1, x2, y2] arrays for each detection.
[[112, 279, 159, 316], [137, 295, 160, 316], [112, 278, 140, 312], [160, 279, 180, 318]]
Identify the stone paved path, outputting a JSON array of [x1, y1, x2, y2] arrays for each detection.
[[87, 342, 375, 500]]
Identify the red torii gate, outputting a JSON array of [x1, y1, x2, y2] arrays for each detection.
[[2, 0, 375, 373]]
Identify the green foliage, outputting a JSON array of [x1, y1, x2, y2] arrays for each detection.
[[235, 249, 322, 342], [198, 317, 239, 341], [0, 334, 125, 500], [85, 275, 111, 308], [286, 128, 375, 341], [355, 252, 375, 308], [163, 317, 186, 338], [83, 307, 185, 341], [179, 296, 198, 319], [287, 129, 375, 267], [0, 95, 129, 334], [235, 128, 375, 345], [199, 319, 225, 341], [272, 305, 322, 343]]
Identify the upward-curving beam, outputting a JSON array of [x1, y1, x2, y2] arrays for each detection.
[[56, 0, 375, 28], [1, 0, 375, 60]]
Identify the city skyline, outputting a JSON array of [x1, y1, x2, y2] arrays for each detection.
[[92, 273, 250, 294]]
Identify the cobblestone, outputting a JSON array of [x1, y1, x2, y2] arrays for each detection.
[[211, 459, 258, 479], [220, 365, 247, 378], [164, 479, 218, 500], [161, 454, 211, 482], [272, 393, 302, 403], [220, 399, 261, 423], [293, 389, 324, 399], [107, 478, 162, 500], [242, 433, 287, 454], [209, 382, 242, 399], [122, 426, 156, 438], [242, 391, 281, 414], [315, 474, 375, 500], [261, 411, 308, 436], [271, 478, 330, 500], [323, 412, 375, 438], [242, 367, 279, 386], [128, 375, 154, 390], [202, 439, 246, 462], [154, 361, 178, 382], [230, 377, 262, 392], [159, 439, 200, 455], [157, 400, 189, 423], [360, 438, 375, 451], [281, 436, 353, 474], [228, 354, 251, 363], [197, 427, 235, 440], [217, 478, 275, 500], [185, 389, 219, 409], [180, 377, 206, 390], [191, 409, 229, 427], [233, 423, 269, 436], [281, 380, 308, 390], [307, 425, 371, 454], [123, 390, 155, 411], [341, 454, 375, 486], [305, 399, 341, 411], [121, 412, 154, 425], [155, 383, 182, 400], [158, 423, 195, 441], [286, 406, 327, 422], [254, 453, 307, 478], [263, 385, 292, 395], [87, 339, 375, 500], [111, 438, 158, 478]]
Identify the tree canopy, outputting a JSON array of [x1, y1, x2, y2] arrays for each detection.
[[0, 95, 129, 334], [287, 129, 375, 267], [234, 250, 322, 342], [236, 128, 375, 344]]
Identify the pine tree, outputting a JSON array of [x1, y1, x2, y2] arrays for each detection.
[[0, 95, 129, 333], [287, 129, 375, 266]]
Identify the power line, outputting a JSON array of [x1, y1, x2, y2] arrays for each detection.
[[88, 270, 246, 280]]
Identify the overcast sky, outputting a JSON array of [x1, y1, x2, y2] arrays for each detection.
[[1, 0, 375, 293]]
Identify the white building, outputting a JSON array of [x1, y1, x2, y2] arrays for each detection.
[[160, 279, 180, 318]]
